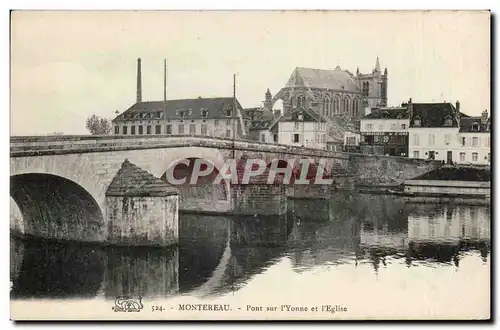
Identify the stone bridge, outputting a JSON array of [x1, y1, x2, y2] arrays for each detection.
[[10, 135, 442, 246]]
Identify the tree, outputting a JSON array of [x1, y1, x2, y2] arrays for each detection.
[[86, 115, 112, 135]]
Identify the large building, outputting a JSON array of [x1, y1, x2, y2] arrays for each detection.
[[112, 58, 250, 139], [263, 57, 388, 120], [457, 110, 491, 165]]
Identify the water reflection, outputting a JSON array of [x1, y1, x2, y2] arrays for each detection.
[[10, 193, 490, 300]]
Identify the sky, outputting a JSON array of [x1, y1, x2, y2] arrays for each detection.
[[10, 10, 490, 135]]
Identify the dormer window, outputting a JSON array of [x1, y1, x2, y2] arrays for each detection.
[[397, 113, 403, 119], [156, 111, 163, 119], [444, 116, 453, 127], [413, 117, 421, 127], [180, 110, 187, 119], [225, 109, 232, 117], [471, 122, 480, 131], [201, 109, 209, 118]]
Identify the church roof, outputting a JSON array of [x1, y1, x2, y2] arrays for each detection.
[[106, 159, 178, 197], [112, 97, 251, 122], [285, 66, 360, 92]]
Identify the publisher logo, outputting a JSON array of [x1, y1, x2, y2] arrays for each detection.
[[112, 296, 144, 312]]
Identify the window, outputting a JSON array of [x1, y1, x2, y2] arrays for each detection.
[[180, 111, 187, 119], [225, 109, 232, 117], [378, 124, 383, 131], [215, 119, 219, 126], [413, 117, 421, 127], [391, 123, 396, 130], [294, 122, 300, 130], [444, 116, 453, 126], [178, 124, 184, 134], [401, 124, 406, 130], [138, 125, 143, 135], [444, 133, 451, 145], [471, 122, 480, 131], [293, 134, 300, 143], [155, 125, 161, 134], [226, 129, 231, 138], [122, 126, 128, 135], [146, 125, 152, 135], [166, 124, 172, 134], [461, 136, 466, 146], [413, 151, 420, 159], [131, 126, 136, 135], [274, 134, 278, 142], [365, 124, 373, 131], [413, 133, 420, 146], [261, 133, 266, 142], [201, 109, 209, 118], [321, 134, 325, 143], [460, 152, 466, 161], [226, 119, 231, 125], [114, 126, 119, 134], [201, 124, 207, 135], [486, 137, 490, 147], [428, 134, 435, 146], [472, 152, 478, 162], [472, 137, 479, 147], [334, 98, 339, 113], [488, 153, 491, 162], [189, 124, 196, 134]]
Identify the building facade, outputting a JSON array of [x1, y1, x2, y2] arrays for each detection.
[[112, 97, 250, 139], [277, 108, 327, 149], [408, 102, 461, 163], [456, 110, 491, 165], [360, 106, 409, 156]]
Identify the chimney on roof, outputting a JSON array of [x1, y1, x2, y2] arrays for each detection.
[[481, 109, 489, 124], [455, 100, 460, 112], [136, 58, 142, 103]]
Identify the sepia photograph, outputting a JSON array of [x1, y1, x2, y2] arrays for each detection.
[[8, 9, 491, 321]]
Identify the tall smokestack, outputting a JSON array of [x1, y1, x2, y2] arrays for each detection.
[[163, 58, 167, 102], [136, 58, 142, 103]]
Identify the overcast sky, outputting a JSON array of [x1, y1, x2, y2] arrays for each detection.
[[10, 10, 490, 135]]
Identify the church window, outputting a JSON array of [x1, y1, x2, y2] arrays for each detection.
[[345, 99, 350, 114], [333, 98, 339, 114], [444, 116, 453, 127]]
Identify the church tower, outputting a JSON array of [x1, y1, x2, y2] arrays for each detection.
[[355, 57, 388, 109]]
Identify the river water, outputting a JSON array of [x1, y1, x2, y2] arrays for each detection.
[[10, 192, 491, 319]]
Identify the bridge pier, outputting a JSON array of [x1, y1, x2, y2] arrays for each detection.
[[105, 160, 179, 247]]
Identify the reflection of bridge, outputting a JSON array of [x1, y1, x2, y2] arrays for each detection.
[[10, 135, 441, 246], [10, 212, 294, 300]]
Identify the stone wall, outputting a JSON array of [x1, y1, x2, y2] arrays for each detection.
[[348, 154, 443, 186]]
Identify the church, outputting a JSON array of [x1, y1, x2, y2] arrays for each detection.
[[263, 57, 388, 120]]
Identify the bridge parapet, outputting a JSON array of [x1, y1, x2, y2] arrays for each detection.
[[10, 135, 349, 160]]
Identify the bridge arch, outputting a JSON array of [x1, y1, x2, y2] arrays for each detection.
[[10, 173, 105, 243]]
